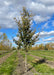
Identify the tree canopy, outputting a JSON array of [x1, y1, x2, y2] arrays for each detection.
[[14, 7, 39, 51]]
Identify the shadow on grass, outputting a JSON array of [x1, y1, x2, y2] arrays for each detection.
[[27, 58, 46, 72]]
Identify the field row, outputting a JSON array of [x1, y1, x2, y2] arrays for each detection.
[[0, 50, 15, 58], [0, 50, 54, 75], [28, 50, 54, 61], [20, 51, 54, 75], [0, 51, 18, 75]]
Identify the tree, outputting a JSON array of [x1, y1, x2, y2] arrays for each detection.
[[12, 47, 16, 50], [38, 44, 44, 50], [14, 7, 39, 73], [0, 33, 12, 50], [45, 43, 54, 50], [13, 38, 22, 50]]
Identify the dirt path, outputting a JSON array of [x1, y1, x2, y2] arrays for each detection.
[[13, 52, 37, 75], [0, 50, 15, 65], [30, 54, 54, 68]]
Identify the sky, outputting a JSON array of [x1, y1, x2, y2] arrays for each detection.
[[0, 0, 54, 46]]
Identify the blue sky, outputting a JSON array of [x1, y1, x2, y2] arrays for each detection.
[[0, 0, 54, 46]]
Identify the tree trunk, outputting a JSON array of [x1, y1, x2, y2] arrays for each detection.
[[25, 52, 27, 74]]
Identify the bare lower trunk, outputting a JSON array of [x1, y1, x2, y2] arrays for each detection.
[[25, 52, 27, 74]]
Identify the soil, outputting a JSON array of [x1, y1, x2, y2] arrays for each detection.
[[13, 52, 36, 75], [0, 50, 15, 65], [45, 60, 54, 68]]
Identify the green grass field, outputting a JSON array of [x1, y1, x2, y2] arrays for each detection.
[[28, 50, 54, 61], [0, 51, 9, 58], [0, 50, 15, 58], [0, 51, 18, 75], [0, 50, 54, 75], [20, 50, 54, 75]]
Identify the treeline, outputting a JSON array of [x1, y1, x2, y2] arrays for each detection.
[[31, 43, 54, 50], [0, 41, 12, 50], [0, 33, 12, 50]]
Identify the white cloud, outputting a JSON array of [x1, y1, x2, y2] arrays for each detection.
[[43, 37, 54, 41], [34, 31, 54, 38], [39, 0, 54, 5], [14, 37, 19, 41], [33, 30, 54, 44], [4, 1, 11, 6], [36, 37, 54, 44], [0, 0, 54, 28], [39, 31, 54, 38], [34, 16, 50, 23], [35, 30, 54, 44], [42, 22, 49, 29], [28, 2, 54, 16]]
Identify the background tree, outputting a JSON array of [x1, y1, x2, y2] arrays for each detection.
[[0, 33, 12, 50], [31, 43, 54, 50], [39, 44, 44, 50], [14, 7, 39, 73], [12, 47, 16, 50]]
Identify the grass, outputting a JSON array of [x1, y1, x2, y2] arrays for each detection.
[[1, 50, 54, 75], [28, 50, 54, 61], [0, 50, 14, 58], [0, 50, 18, 75], [29, 56, 54, 75], [20, 50, 54, 75], [20, 51, 25, 58], [29, 50, 54, 56], [33, 63, 54, 75]]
